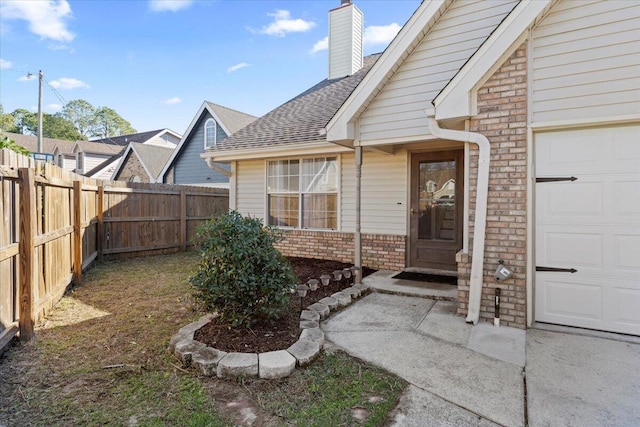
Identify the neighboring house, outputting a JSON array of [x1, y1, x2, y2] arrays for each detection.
[[159, 102, 257, 188], [72, 139, 125, 177], [112, 142, 175, 183], [80, 129, 180, 179], [3, 132, 75, 159], [52, 140, 78, 170], [202, 0, 640, 336], [90, 128, 181, 148]]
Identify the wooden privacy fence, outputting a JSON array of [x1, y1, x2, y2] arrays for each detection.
[[0, 148, 228, 351]]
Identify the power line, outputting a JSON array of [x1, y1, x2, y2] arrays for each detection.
[[43, 76, 67, 106]]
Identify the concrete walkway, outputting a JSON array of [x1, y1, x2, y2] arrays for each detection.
[[321, 284, 640, 426]]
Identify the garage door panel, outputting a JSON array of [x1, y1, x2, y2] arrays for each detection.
[[538, 230, 603, 269], [615, 234, 640, 272], [614, 179, 640, 216], [604, 287, 640, 335], [537, 131, 603, 174], [538, 278, 602, 321], [537, 182, 603, 219], [535, 124, 640, 336]]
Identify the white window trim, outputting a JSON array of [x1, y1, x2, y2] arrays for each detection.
[[266, 156, 340, 231], [204, 118, 217, 149]]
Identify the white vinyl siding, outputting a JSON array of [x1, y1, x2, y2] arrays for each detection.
[[328, 3, 363, 79], [359, 0, 518, 144], [83, 153, 113, 175], [361, 150, 408, 235], [236, 159, 265, 220], [532, 1, 640, 124], [341, 152, 356, 231]]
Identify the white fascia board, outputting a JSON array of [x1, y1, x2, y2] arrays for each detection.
[[158, 101, 209, 181], [434, 0, 552, 121], [200, 142, 353, 162], [325, 0, 447, 144]]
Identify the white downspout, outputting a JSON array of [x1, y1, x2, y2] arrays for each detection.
[[425, 109, 490, 325], [354, 145, 363, 284]]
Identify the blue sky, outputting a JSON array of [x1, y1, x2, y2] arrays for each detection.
[[0, 0, 420, 136]]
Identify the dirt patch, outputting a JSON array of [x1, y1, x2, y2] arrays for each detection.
[[194, 257, 375, 353]]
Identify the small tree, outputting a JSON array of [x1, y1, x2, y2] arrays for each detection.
[[189, 211, 296, 327]]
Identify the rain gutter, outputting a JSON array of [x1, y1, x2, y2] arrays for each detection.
[[425, 109, 490, 325]]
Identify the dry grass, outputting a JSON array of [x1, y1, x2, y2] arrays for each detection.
[[0, 252, 406, 427], [0, 252, 229, 427]]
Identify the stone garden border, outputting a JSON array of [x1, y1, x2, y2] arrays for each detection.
[[168, 283, 370, 379]]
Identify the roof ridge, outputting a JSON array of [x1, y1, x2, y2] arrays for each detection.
[[206, 101, 258, 119]]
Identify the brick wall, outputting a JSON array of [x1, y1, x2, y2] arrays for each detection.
[[114, 151, 149, 183], [275, 230, 405, 271], [457, 43, 528, 328]]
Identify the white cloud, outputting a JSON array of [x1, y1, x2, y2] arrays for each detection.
[[227, 63, 250, 73], [0, 0, 74, 42], [258, 10, 315, 37], [364, 23, 401, 47], [49, 77, 89, 90], [310, 36, 328, 54], [149, 0, 193, 12], [0, 58, 13, 70], [47, 103, 62, 111], [163, 97, 182, 105], [18, 74, 34, 82]]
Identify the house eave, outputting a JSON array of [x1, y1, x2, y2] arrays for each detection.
[[326, 0, 449, 143], [200, 141, 353, 162], [433, 0, 553, 121]]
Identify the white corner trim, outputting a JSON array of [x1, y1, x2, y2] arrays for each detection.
[[434, 0, 552, 121], [426, 109, 490, 325]]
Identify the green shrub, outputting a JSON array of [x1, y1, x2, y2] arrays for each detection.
[[189, 211, 296, 327]]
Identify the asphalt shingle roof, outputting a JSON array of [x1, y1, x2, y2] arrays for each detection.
[[90, 129, 166, 146], [214, 53, 381, 152], [3, 132, 77, 154], [75, 140, 125, 155], [205, 103, 257, 135], [130, 142, 175, 179]]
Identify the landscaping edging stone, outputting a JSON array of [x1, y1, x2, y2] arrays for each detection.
[[169, 283, 370, 379]]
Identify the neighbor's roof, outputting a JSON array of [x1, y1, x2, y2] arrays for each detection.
[[74, 139, 125, 155], [129, 142, 175, 179], [205, 102, 258, 135], [3, 132, 79, 154], [213, 53, 381, 152], [90, 129, 179, 146]]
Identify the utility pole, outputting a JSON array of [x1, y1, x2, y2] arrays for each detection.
[[37, 70, 43, 153]]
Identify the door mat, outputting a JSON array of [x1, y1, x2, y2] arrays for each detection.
[[392, 271, 457, 285]]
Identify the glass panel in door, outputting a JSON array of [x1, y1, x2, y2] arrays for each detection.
[[418, 160, 456, 241]]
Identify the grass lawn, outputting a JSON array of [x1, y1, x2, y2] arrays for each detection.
[[0, 252, 407, 426]]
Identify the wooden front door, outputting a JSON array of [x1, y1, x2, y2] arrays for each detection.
[[409, 150, 463, 271]]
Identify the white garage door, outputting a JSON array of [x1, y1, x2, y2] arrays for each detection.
[[535, 124, 640, 336]]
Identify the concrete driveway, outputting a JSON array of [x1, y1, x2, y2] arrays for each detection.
[[321, 292, 640, 427]]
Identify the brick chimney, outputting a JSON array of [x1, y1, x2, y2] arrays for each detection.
[[328, 0, 364, 79]]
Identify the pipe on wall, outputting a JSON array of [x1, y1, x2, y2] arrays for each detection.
[[354, 145, 363, 284], [425, 109, 491, 325]]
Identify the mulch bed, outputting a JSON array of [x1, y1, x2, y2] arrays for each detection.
[[194, 257, 376, 353]]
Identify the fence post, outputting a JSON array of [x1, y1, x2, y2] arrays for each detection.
[[18, 167, 35, 342], [180, 189, 187, 251], [73, 180, 82, 285], [97, 185, 104, 262]]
